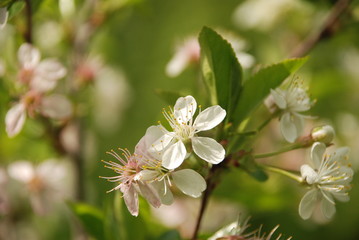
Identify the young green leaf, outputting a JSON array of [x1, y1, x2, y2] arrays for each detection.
[[68, 202, 105, 240], [232, 57, 308, 128], [199, 26, 243, 123]]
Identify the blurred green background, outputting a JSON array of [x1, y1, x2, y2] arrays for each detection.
[[1, 0, 359, 239]]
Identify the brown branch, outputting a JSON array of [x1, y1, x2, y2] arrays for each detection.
[[290, 0, 353, 58], [24, 0, 33, 43]]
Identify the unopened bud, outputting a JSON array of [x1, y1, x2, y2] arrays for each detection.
[[311, 125, 335, 144]]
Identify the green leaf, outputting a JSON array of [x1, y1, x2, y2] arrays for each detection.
[[232, 57, 307, 128], [8, 1, 25, 18], [154, 89, 183, 105], [68, 202, 105, 240], [240, 155, 268, 182], [199, 26, 243, 122]]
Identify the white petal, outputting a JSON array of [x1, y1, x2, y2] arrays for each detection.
[[31, 59, 66, 92], [137, 125, 173, 158], [5, 103, 26, 138], [137, 169, 160, 181], [8, 161, 35, 183], [332, 192, 350, 202], [289, 88, 311, 112], [40, 94, 73, 120], [0, 8, 8, 29], [151, 180, 174, 205], [311, 142, 326, 169], [280, 112, 297, 143], [299, 188, 318, 220], [270, 89, 286, 109], [320, 192, 336, 219], [171, 169, 206, 198], [292, 113, 305, 137], [121, 184, 139, 217], [36, 59, 67, 81], [37, 159, 66, 183], [18, 43, 41, 69], [137, 181, 161, 208], [192, 137, 225, 164], [194, 105, 226, 131], [173, 95, 197, 124], [333, 147, 350, 165], [300, 164, 318, 185], [162, 141, 186, 169], [165, 50, 190, 78]]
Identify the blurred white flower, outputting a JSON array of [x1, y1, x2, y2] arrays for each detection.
[[100, 147, 161, 217], [269, 81, 312, 142], [5, 92, 72, 137], [0, 8, 8, 29], [155, 95, 226, 169], [166, 34, 255, 77], [232, 0, 310, 31], [94, 67, 131, 132], [18, 43, 66, 92], [5, 102, 26, 138], [299, 142, 353, 220], [8, 159, 72, 215], [166, 37, 200, 77], [39, 94, 73, 120]]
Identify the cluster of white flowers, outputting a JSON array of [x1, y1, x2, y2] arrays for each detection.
[[5, 43, 72, 137], [299, 142, 353, 220], [1, 159, 72, 215], [101, 95, 226, 216]]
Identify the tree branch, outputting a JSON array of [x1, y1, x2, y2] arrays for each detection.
[[290, 0, 353, 58], [24, 0, 33, 43]]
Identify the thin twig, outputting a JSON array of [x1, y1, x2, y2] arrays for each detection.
[[24, 0, 32, 43], [290, 0, 353, 58]]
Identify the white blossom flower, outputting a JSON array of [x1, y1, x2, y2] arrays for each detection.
[[135, 126, 207, 205], [5, 92, 72, 137], [165, 37, 200, 77], [0, 8, 8, 29], [8, 159, 72, 215], [299, 142, 353, 220], [17, 43, 66, 92], [155, 95, 226, 169], [100, 147, 161, 216], [269, 82, 312, 142]]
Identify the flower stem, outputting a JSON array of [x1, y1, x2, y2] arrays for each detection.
[[262, 165, 303, 183], [253, 143, 302, 159]]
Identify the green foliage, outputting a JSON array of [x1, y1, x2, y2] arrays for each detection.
[[68, 202, 106, 240], [8, 1, 24, 18], [0, 0, 15, 8], [199, 26, 243, 124], [232, 57, 308, 129]]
